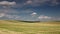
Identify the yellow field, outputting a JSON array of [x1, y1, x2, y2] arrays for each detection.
[[0, 20, 60, 34]]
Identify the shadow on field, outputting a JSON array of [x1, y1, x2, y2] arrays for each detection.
[[5, 20, 60, 23], [16, 20, 40, 23], [6, 20, 40, 23], [20, 21, 40, 23]]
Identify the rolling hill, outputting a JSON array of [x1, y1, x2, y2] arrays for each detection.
[[0, 20, 60, 34]]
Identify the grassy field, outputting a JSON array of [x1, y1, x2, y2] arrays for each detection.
[[0, 20, 60, 34]]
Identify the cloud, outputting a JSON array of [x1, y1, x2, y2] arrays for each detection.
[[4, 14, 21, 20], [20, 9, 34, 13], [58, 18, 60, 20], [38, 15, 51, 19], [5, 15, 15, 19], [0, 1, 16, 6], [24, 0, 60, 6], [25, 0, 32, 4], [0, 13, 5, 17], [52, 17, 60, 21], [24, 0, 50, 6], [49, 0, 60, 6], [31, 12, 37, 16], [31, 12, 37, 15], [0, 8, 21, 19], [37, 15, 52, 21], [0, 0, 59, 8], [0, 1, 17, 15]]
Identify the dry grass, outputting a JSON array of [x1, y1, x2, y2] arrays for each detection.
[[0, 20, 60, 34], [0, 28, 24, 34]]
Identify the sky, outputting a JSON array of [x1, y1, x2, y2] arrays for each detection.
[[0, 0, 60, 21]]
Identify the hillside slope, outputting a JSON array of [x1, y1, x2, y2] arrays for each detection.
[[0, 20, 60, 34]]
